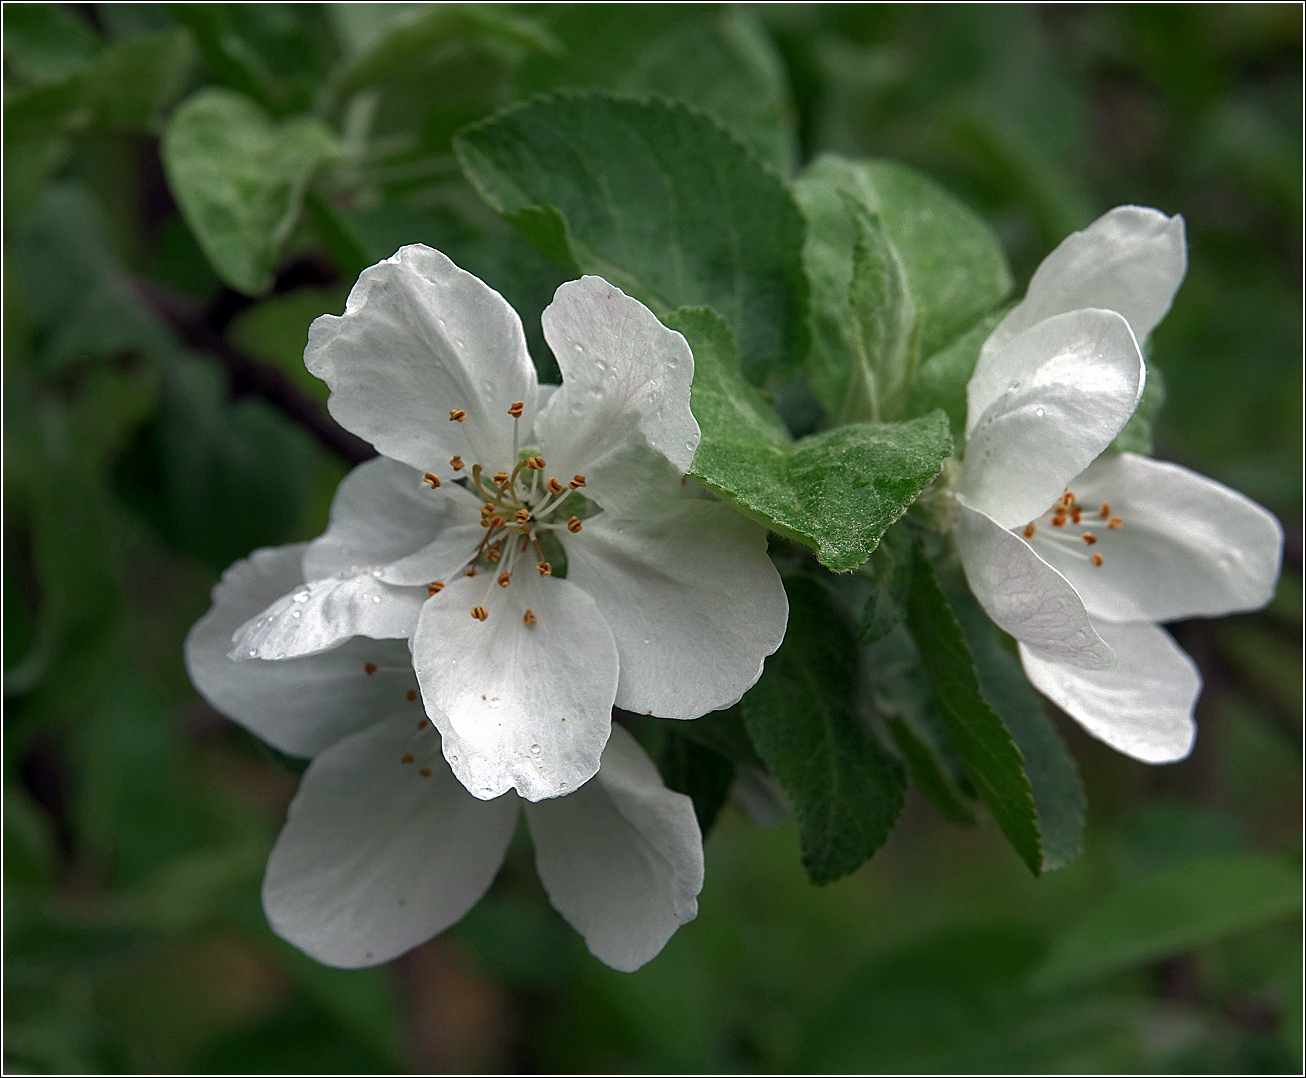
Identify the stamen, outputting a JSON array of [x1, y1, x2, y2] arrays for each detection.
[[364, 662, 377, 676], [406, 689, 418, 702], [526, 456, 546, 471], [471, 605, 489, 621], [567, 516, 583, 533], [481, 516, 496, 529], [537, 561, 552, 577], [1070, 507, 1082, 524], [490, 515, 506, 528], [419, 767, 432, 777], [1081, 533, 1097, 545], [450, 455, 464, 471], [508, 401, 525, 418], [1051, 514, 1066, 527], [449, 409, 467, 422], [523, 608, 537, 627], [401, 753, 414, 764], [1023, 523, 1036, 539], [493, 470, 509, 487], [1060, 491, 1076, 508], [1099, 503, 1111, 519], [498, 572, 511, 587], [569, 474, 587, 489], [546, 477, 564, 495], [427, 581, 444, 595], [423, 472, 441, 488], [482, 503, 495, 516], [486, 544, 502, 562], [464, 566, 478, 576], [1108, 516, 1123, 529], [1091, 552, 1104, 567], [514, 508, 531, 526]]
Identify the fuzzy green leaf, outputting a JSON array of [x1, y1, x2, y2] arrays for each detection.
[[455, 91, 807, 383], [672, 307, 952, 571], [742, 576, 906, 883], [161, 88, 338, 294]]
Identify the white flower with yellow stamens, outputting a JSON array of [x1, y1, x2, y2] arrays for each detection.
[[955, 206, 1282, 763], [187, 544, 703, 971], [223, 245, 788, 801]]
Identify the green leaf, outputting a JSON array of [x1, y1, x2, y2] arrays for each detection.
[[840, 197, 919, 423], [796, 154, 1011, 417], [951, 590, 1086, 872], [903, 308, 1005, 445], [455, 91, 807, 383], [672, 307, 952, 571], [741, 576, 906, 883], [161, 88, 339, 294], [1031, 853, 1303, 990], [857, 520, 915, 645], [330, 3, 558, 103], [81, 29, 194, 133], [2, 3, 103, 87], [884, 716, 977, 826], [903, 546, 1041, 873], [516, 5, 796, 174], [657, 732, 735, 836]]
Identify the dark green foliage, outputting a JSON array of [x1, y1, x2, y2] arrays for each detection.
[[742, 577, 906, 883]]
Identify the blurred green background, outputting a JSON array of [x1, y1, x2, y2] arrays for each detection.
[[4, 3, 1301, 1073]]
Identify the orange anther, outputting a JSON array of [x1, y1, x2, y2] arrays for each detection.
[[546, 477, 564, 495], [464, 566, 478, 577], [419, 767, 432, 777], [1070, 508, 1082, 524], [567, 516, 582, 533], [527, 456, 546, 471], [470, 605, 489, 621], [406, 689, 417, 702], [1091, 552, 1104, 567], [497, 572, 511, 587], [1099, 503, 1111, 519], [508, 401, 525, 418], [427, 581, 444, 595], [493, 470, 509, 486], [1051, 515, 1066, 527], [523, 608, 537, 627], [423, 472, 441, 488], [1081, 532, 1097, 545], [486, 545, 502, 562], [1023, 523, 1036, 539], [569, 474, 587, 489], [537, 561, 552, 577], [449, 409, 466, 422], [364, 662, 377, 676], [515, 509, 531, 525], [401, 753, 414, 764], [450, 455, 464, 471], [1108, 516, 1123, 529]]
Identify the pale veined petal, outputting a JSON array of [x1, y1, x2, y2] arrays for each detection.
[[981, 205, 1186, 366], [522, 725, 703, 972], [534, 277, 699, 481], [564, 501, 787, 719], [230, 570, 426, 661], [956, 501, 1114, 669], [411, 572, 619, 802], [1019, 619, 1200, 764], [262, 714, 519, 968], [961, 308, 1144, 527], [303, 456, 480, 580], [186, 544, 418, 757], [305, 244, 538, 475], [1031, 452, 1284, 624]]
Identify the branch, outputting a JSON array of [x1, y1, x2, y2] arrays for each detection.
[[134, 278, 376, 467]]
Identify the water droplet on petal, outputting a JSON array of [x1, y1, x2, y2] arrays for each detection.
[[293, 591, 309, 603], [530, 744, 541, 755], [574, 342, 584, 353], [642, 637, 650, 645], [449, 753, 458, 762], [1035, 407, 1045, 418], [292, 610, 301, 619], [372, 595, 382, 604], [248, 649, 258, 658], [488, 696, 501, 709]]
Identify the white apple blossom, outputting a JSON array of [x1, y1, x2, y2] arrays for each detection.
[[955, 206, 1283, 763], [186, 543, 704, 971], [224, 245, 788, 802]]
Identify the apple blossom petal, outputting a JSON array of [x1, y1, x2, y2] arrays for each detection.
[[534, 277, 699, 480], [522, 725, 702, 972], [1019, 619, 1199, 764], [186, 544, 418, 756], [412, 572, 619, 802], [377, 522, 487, 587], [263, 714, 518, 968], [1030, 452, 1284, 624], [564, 502, 787, 719], [303, 456, 480, 580], [230, 570, 426, 661], [961, 309, 1144, 526], [982, 206, 1186, 371], [305, 244, 538, 474], [956, 501, 1114, 669]]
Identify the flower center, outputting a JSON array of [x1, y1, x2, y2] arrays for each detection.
[[421, 402, 594, 623], [1019, 490, 1124, 568]]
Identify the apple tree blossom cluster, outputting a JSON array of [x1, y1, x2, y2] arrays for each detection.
[[187, 156, 1281, 970]]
